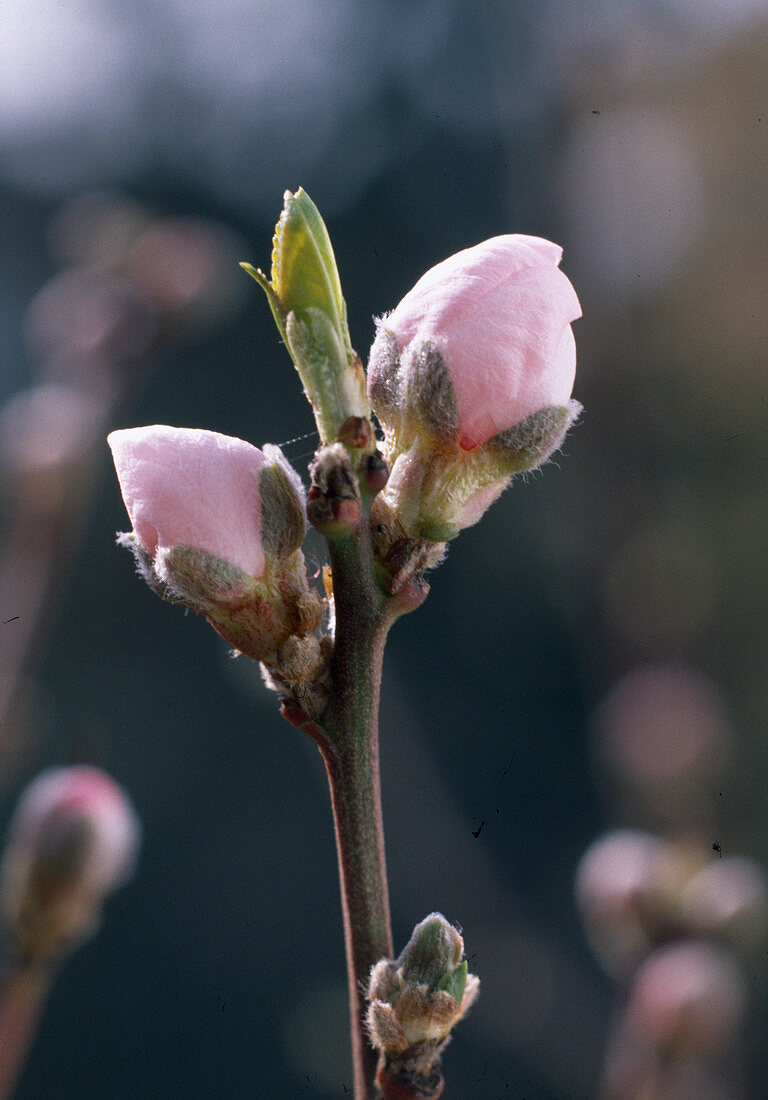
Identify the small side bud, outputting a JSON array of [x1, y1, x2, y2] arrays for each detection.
[[308, 443, 362, 534], [0, 767, 140, 965], [366, 913, 478, 1098]]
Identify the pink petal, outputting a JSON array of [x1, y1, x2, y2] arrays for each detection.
[[108, 425, 267, 578], [388, 235, 581, 448]]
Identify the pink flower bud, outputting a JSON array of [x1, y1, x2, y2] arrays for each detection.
[[108, 425, 269, 578], [367, 236, 581, 545], [575, 830, 668, 978], [369, 234, 581, 450], [1, 767, 140, 962], [108, 424, 325, 672], [627, 942, 746, 1055]]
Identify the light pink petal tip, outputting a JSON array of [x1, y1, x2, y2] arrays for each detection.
[[108, 425, 268, 578], [382, 234, 581, 448]]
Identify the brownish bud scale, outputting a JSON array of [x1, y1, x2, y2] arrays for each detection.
[[337, 415, 377, 453]]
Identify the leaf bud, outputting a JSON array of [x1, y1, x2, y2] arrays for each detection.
[[366, 912, 478, 1081], [242, 188, 370, 444]]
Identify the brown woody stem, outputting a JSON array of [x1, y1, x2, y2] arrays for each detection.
[[0, 959, 54, 1100]]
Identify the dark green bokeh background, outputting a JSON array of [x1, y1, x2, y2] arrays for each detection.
[[2, 3, 768, 1096]]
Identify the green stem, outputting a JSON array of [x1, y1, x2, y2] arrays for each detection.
[[321, 529, 393, 1100], [299, 435, 430, 1098]]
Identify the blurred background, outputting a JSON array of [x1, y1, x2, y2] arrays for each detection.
[[1, 1, 768, 1096]]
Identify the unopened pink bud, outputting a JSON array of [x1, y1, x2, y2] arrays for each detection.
[[1, 767, 140, 962], [679, 856, 768, 949], [109, 424, 324, 672], [108, 425, 268, 578], [368, 236, 581, 543], [627, 942, 746, 1055], [575, 830, 668, 978], [370, 234, 581, 450]]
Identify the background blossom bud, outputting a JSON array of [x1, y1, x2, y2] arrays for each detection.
[[0, 766, 140, 962], [678, 855, 768, 950], [576, 831, 768, 981], [626, 942, 746, 1055]]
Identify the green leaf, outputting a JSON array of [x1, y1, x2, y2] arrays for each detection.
[[438, 961, 467, 1004], [240, 263, 288, 345]]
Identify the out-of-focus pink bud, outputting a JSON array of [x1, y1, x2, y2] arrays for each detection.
[[367, 236, 581, 542], [679, 856, 768, 950], [0, 766, 140, 962], [369, 234, 581, 450], [626, 942, 746, 1056], [575, 830, 668, 978], [0, 384, 103, 519], [108, 425, 269, 578]]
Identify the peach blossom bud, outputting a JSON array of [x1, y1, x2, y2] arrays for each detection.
[[108, 425, 271, 579], [575, 830, 669, 979], [369, 234, 581, 451], [626, 942, 746, 1056], [679, 856, 768, 951], [367, 236, 581, 542], [108, 426, 324, 666], [0, 767, 140, 963], [0, 384, 103, 519]]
